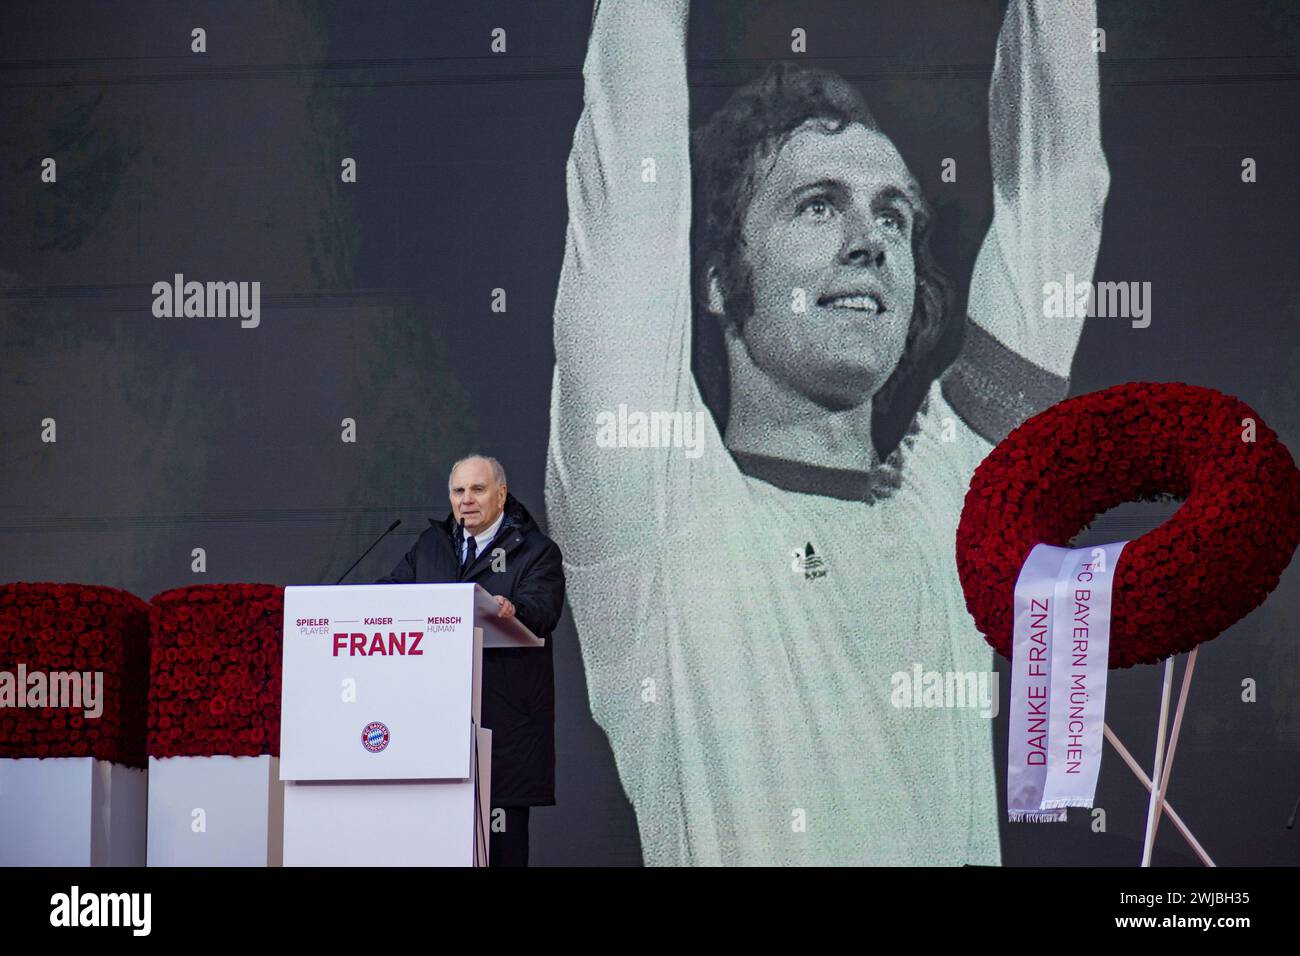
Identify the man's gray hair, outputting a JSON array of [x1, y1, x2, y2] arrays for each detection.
[[448, 454, 508, 491]]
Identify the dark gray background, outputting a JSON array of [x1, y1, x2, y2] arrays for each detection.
[[1, 1, 1296, 866]]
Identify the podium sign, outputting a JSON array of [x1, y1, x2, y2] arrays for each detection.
[[279, 583, 538, 866], [281, 584, 476, 781]]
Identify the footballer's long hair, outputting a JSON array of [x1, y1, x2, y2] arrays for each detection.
[[690, 61, 955, 462]]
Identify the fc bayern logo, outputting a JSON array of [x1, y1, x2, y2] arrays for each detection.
[[361, 721, 390, 753]]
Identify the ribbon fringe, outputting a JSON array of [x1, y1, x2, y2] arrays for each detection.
[[1008, 811, 1068, 823], [1040, 798, 1095, 809]]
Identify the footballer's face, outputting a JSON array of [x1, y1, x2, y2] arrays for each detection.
[[727, 121, 919, 409]]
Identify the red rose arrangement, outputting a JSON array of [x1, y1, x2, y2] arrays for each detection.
[[0, 582, 150, 767], [147, 583, 283, 758], [957, 382, 1300, 668]]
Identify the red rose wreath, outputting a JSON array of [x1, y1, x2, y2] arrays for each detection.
[[957, 382, 1300, 669], [147, 583, 284, 757], [0, 582, 150, 766]]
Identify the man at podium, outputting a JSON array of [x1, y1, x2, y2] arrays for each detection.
[[378, 454, 566, 866]]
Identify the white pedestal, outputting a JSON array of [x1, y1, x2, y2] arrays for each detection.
[[0, 757, 147, 866], [283, 726, 491, 867], [146, 754, 284, 867]]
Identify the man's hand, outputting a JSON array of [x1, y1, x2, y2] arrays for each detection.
[[493, 595, 516, 620]]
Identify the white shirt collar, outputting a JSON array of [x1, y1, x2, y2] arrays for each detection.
[[467, 510, 506, 551]]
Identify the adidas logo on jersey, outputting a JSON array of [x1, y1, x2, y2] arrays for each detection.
[[791, 543, 828, 581]]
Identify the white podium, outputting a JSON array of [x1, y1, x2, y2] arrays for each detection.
[[279, 583, 542, 866]]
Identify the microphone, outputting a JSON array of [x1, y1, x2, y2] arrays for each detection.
[[335, 519, 401, 585]]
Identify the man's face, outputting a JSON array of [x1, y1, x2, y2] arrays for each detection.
[[725, 121, 919, 409], [448, 458, 506, 536]]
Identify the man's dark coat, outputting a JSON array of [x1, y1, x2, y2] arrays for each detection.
[[377, 492, 565, 807]]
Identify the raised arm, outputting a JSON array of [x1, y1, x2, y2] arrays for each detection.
[[942, 0, 1110, 445], [546, 0, 705, 560], [555, 0, 691, 385]]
